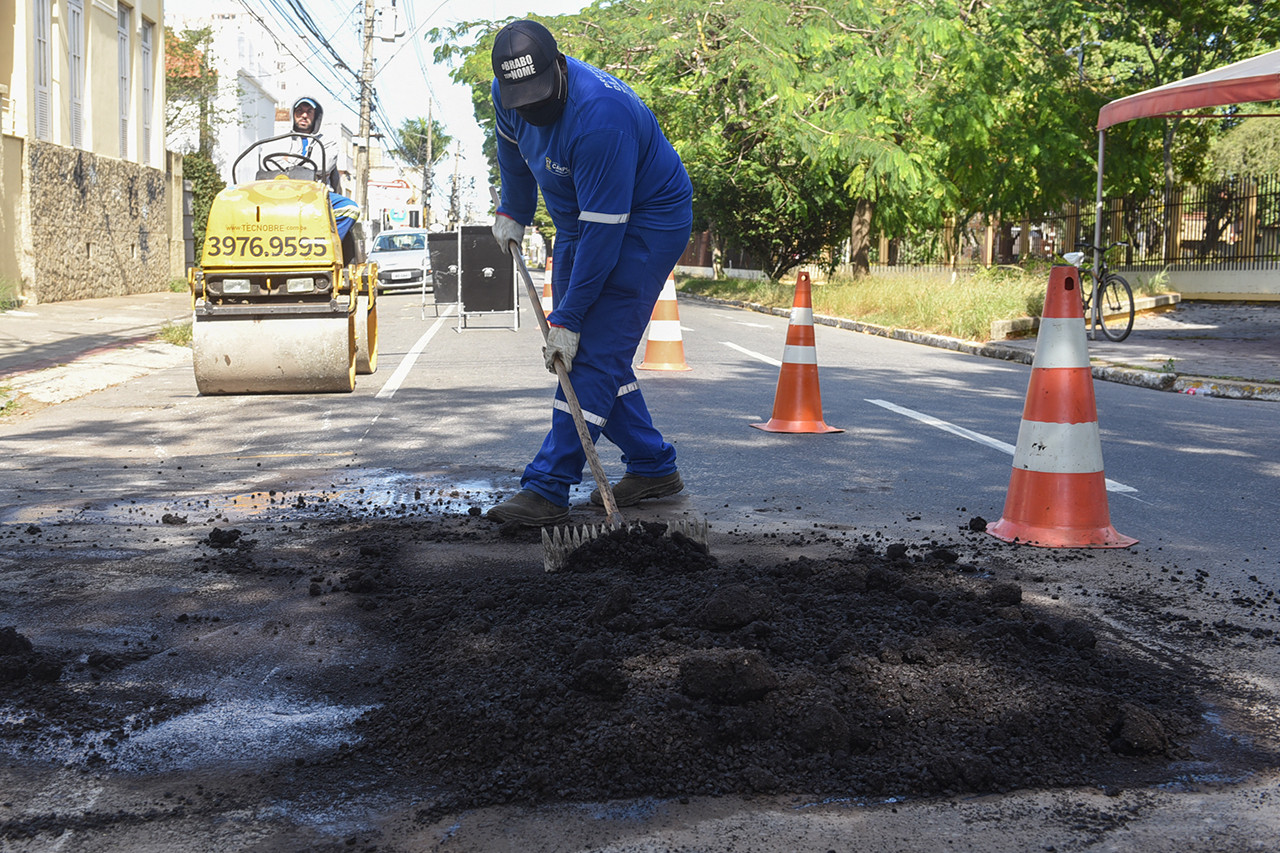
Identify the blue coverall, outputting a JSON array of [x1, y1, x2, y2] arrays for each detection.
[[493, 57, 694, 506]]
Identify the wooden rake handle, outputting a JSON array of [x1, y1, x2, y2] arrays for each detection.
[[500, 221, 625, 528]]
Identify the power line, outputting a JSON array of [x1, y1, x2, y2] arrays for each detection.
[[234, 0, 357, 106]]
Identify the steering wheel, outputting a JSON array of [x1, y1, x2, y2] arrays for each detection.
[[261, 152, 319, 175]]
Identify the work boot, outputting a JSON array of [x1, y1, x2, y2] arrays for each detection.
[[486, 490, 570, 526], [590, 471, 684, 507]]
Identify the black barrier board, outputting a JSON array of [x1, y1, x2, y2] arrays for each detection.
[[459, 225, 515, 313], [427, 232, 459, 304]]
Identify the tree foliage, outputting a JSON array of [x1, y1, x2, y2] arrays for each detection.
[[183, 152, 225, 265], [165, 27, 225, 157], [394, 117, 452, 225], [435, 0, 1280, 276]]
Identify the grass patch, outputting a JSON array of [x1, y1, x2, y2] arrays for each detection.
[[158, 321, 193, 347], [0, 279, 22, 312], [169, 278, 191, 293], [680, 265, 1177, 341], [680, 267, 1051, 341]]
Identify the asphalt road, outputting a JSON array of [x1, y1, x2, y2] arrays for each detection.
[[1, 288, 1276, 595], [1, 289, 1278, 850]]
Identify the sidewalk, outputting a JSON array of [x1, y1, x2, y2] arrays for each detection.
[[0, 291, 193, 408], [0, 290, 192, 379], [987, 300, 1280, 401]]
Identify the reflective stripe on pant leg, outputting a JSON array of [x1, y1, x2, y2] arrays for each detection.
[[601, 375, 676, 477], [521, 364, 611, 505]]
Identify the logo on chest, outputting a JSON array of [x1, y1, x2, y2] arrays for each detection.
[[544, 157, 571, 178]]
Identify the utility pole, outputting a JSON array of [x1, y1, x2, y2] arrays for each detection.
[[423, 99, 433, 228], [448, 142, 461, 229], [356, 0, 376, 217]]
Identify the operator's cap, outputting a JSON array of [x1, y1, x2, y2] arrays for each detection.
[[491, 20, 561, 109]]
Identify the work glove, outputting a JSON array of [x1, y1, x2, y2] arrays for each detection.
[[543, 325, 580, 374], [491, 212, 525, 255]]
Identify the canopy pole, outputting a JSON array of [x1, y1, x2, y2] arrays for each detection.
[[1090, 129, 1107, 339]]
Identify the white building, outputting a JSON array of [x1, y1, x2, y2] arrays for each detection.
[[2, 0, 182, 303]]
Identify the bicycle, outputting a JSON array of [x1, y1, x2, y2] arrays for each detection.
[[1061, 241, 1135, 342]]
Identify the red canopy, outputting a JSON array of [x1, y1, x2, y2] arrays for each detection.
[[1097, 47, 1280, 130]]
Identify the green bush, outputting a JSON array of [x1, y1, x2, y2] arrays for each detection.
[[0, 278, 21, 312], [184, 152, 225, 265]]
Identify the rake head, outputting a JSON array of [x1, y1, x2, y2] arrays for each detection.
[[541, 517, 710, 573]]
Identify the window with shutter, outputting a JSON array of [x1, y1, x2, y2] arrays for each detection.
[[141, 21, 153, 165], [34, 0, 51, 140], [69, 0, 85, 149], [119, 6, 132, 159]]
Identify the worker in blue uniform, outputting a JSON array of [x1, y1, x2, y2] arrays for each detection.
[[485, 19, 693, 526]]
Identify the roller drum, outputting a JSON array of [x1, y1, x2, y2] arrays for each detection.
[[193, 313, 356, 394], [355, 294, 378, 375]]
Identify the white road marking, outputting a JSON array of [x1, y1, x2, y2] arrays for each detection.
[[723, 341, 781, 367], [865, 398, 1137, 494], [376, 305, 456, 399]]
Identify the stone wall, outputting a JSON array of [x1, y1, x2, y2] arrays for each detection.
[[26, 141, 177, 303]]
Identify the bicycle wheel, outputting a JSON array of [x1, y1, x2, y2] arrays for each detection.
[[1096, 274, 1134, 342], [1076, 269, 1096, 321]]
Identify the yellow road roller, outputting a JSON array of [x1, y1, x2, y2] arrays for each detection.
[[189, 133, 378, 394]]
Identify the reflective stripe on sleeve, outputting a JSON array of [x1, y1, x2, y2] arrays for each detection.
[[579, 210, 630, 224]]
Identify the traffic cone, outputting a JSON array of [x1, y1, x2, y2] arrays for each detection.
[[541, 257, 554, 314], [639, 270, 692, 371], [987, 264, 1136, 548], [750, 271, 843, 433]]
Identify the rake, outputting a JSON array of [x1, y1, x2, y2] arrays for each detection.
[[493, 199, 708, 571]]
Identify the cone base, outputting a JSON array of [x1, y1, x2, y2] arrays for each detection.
[[750, 419, 843, 434], [639, 362, 692, 371], [986, 517, 1137, 549]]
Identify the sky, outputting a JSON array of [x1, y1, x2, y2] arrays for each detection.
[[166, 0, 590, 221]]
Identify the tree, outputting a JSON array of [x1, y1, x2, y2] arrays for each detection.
[[1209, 110, 1280, 179], [165, 27, 221, 157], [432, 1, 1279, 278], [165, 27, 226, 264], [394, 116, 452, 227]]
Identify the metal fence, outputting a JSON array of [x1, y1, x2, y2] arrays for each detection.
[[860, 175, 1280, 275]]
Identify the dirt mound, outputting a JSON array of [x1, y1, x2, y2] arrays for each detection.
[[345, 523, 1205, 821]]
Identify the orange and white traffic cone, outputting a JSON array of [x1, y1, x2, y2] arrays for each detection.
[[639, 270, 692, 371], [541, 256, 554, 314], [750, 271, 842, 434], [987, 264, 1136, 548]]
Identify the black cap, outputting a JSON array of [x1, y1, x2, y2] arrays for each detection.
[[492, 20, 561, 109]]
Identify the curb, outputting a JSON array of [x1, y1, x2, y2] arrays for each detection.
[[680, 292, 1280, 403], [987, 292, 1181, 340]]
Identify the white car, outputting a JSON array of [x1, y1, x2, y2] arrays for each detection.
[[368, 228, 432, 294]]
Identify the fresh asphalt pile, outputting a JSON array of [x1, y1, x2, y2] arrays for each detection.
[[2, 500, 1278, 844]]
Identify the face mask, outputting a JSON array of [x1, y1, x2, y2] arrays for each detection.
[[514, 62, 566, 126], [516, 97, 565, 126]]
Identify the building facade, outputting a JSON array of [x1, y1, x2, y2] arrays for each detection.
[[2, 0, 183, 304]]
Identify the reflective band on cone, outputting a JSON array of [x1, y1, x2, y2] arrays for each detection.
[[750, 271, 842, 433], [541, 256, 554, 314], [987, 264, 1136, 548], [639, 270, 692, 371]]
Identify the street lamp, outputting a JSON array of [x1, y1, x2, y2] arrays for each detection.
[[1066, 37, 1102, 81]]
